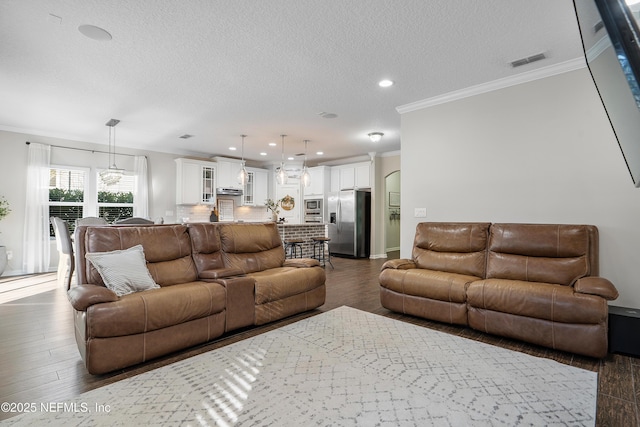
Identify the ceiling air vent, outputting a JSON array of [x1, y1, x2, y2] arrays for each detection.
[[179, 134, 194, 139], [594, 21, 604, 34], [510, 53, 546, 68]]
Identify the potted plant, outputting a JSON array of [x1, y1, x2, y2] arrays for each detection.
[[265, 198, 280, 222], [0, 195, 11, 276]]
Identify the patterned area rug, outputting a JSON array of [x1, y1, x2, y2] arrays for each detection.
[[4, 306, 596, 426]]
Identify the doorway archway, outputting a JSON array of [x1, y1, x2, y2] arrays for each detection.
[[384, 170, 400, 258]]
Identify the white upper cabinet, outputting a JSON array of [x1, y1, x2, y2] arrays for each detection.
[[243, 167, 268, 206], [214, 157, 244, 190], [175, 158, 217, 205], [304, 166, 330, 198], [330, 161, 371, 191]]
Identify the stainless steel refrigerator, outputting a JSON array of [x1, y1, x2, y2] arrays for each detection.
[[327, 190, 371, 258]]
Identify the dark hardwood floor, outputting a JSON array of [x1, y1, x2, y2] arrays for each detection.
[[1, 256, 639, 425]]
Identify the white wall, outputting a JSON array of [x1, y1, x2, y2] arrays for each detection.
[[0, 130, 179, 275], [400, 68, 640, 309]]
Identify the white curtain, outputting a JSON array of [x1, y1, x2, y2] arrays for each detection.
[[23, 143, 51, 273], [133, 155, 149, 218]]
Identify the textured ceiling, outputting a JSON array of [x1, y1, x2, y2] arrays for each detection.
[[0, 0, 584, 165]]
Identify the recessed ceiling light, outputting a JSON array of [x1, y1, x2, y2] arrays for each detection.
[[229, 147, 237, 151], [268, 142, 277, 147], [78, 24, 112, 41], [287, 157, 294, 161], [378, 79, 394, 88], [260, 152, 267, 156], [316, 151, 324, 155]]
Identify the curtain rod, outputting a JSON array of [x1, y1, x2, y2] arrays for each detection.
[[25, 141, 141, 158]]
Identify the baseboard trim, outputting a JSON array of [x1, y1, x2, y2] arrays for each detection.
[[369, 253, 388, 259]]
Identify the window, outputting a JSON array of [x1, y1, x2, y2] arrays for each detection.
[[48, 166, 136, 236], [48, 167, 87, 236], [97, 172, 134, 223]]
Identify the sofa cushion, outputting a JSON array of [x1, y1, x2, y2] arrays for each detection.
[[85, 245, 159, 296], [83, 225, 198, 286], [379, 268, 476, 304], [219, 223, 285, 273], [466, 279, 607, 324], [487, 224, 592, 285], [87, 281, 226, 338], [412, 222, 490, 277], [248, 266, 325, 305]]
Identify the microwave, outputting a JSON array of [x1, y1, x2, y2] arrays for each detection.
[[305, 199, 322, 212]]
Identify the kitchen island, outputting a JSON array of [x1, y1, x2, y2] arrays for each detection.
[[276, 223, 327, 259]]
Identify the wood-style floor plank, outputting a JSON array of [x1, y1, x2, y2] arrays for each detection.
[[0, 256, 639, 425]]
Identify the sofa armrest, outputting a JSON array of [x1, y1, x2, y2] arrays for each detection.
[[283, 258, 321, 268], [381, 259, 416, 271], [574, 277, 619, 301], [213, 276, 256, 331], [67, 285, 118, 311], [199, 267, 245, 280]]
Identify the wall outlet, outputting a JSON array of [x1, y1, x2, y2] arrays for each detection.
[[414, 208, 427, 218], [6, 250, 13, 260]]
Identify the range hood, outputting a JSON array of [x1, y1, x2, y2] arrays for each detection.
[[216, 187, 243, 196]]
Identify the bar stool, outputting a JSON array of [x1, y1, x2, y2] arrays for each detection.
[[312, 237, 333, 269], [284, 238, 304, 258]]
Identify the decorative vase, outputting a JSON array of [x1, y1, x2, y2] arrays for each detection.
[[0, 246, 7, 277], [271, 212, 278, 222]]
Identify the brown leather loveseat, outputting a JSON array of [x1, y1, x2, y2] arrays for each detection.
[[68, 222, 325, 374], [379, 222, 619, 358]]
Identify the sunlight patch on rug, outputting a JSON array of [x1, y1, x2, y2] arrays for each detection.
[[3, 306, 596, 426]]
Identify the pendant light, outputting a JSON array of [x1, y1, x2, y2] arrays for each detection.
[[276, 134, 288, 185], [301, 139, 311, 188], [99, 119, 124, 186], [237, 134, 249, 186]]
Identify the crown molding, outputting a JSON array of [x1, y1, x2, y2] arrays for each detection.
[[396, 57, 587, 114]]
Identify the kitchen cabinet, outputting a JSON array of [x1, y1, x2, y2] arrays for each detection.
[[243, 167, 268, 206], [330, 161, 371, 191], [214, 157, 243, 190], [175, 158, 217, 205], [304, 166, 330, 198]]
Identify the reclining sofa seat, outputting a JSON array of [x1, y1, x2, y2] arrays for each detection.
[[379, 222, 490, 325], [215, 222, 326, 325], [379, 222, 619, 358], [467, 223, 617, 358], [69, 224, 227, 374]]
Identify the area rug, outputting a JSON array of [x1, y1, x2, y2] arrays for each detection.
[[3, 306, 596, 426]]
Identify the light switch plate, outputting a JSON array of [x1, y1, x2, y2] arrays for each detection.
[[414, 207, 427, 217]]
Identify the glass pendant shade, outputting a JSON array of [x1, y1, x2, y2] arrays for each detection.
[[301, 139, 311, 187], [276, 163, 288, 185], [301, 166, 311, 187], [100, 119, 123, 186], [237, 161, 249, 186], [237, 135, 249, 185], [275, 134, 288, 185]]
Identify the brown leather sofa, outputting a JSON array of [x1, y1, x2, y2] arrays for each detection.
[[68, 222, 325, 374], [379, 222, 619, 358]]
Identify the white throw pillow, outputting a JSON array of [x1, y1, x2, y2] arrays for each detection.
[[85, 244, 159, 296]]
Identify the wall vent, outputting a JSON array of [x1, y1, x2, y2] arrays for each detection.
[[594, 20, 604, 34], [510, 53, 546, 68], [179, 134, 194, 139]]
